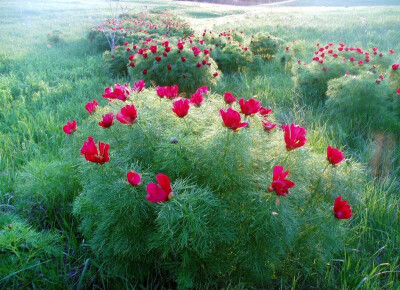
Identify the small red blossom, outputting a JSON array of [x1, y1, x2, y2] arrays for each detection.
[[224, 92, 236, 104], [397, 88, 400, 94], [102, 84, 130, 102], [133, 80, 145, 92], [189, 92, 204, 107], [127, 170, 141, 186], [213, 72, 219, 77], [116, 104, 137, 125], [156, 85, 179, 99], [172, 98, 190, 118], [181, 56, 186, 62], [262, 119, 277, 131], [392, 64, 400, 70], [259, 107, 273, 116], [389, 49, 395, 54], [333, 196, 353, 219], [349, 57, 355, 62], [155, 56, 162, 62], [128, 54, 135, 60], [99, 113, 114, 128], [80, 136, 110, 164], [142, 69, 147, 75], [268, 165, 295, 197], [239, 98, 261, 116], [85, 100, 98, 114], [358, 60, 364, 66], [327, 146, 345, 166], [149, 45, 157, 54], [281, 123, 307, 151], [323, 67, 328, 71], [196, 62, 202, 68], [63, 120, 77, 134], [129, 62, 135, 67], [196, 86, 209, 95], [146, 173, 173, 203], [220, 107, 248, 131]]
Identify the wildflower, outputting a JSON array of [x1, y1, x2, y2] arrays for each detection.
[[133, 80, 145, 92], [63, 120, 77, 134], [85, 100, 98, 114], [268, 165, 295, 197], [281, 123, 307, 151], [333, 196, 353, 219], [239, 98, 261, 116], [102, 84, 130, 101], [127, 170, 141, 186], [149, 45, 157, 54], [167, 64, 172, 70], [99, 113, 114, 128], [259, 107, 273, 116], [190, 92, 204, 107], [181, 56, 186, 62], [224, 92, 236, 104], [80, 136, 110, 164], [130, 62, 135, 67], [213, 72, 219, 77], [262, 119, 277, 131], [116, 104, 137, 125], [142, 69, 147, 75], [220, 107, 248, 131], [196, 86, 209, 95], [146, 173, 173, 202], [327, 146, 345, 166], [392, 64, 400, 70], [172, 98, 190, 118], [389, 49, 395, 54]]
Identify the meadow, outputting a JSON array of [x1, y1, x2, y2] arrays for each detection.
[[0, 0, 399, 288]]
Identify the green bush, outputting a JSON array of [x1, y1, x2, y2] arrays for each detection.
[[276, 40, 306, 72], [128, 41, 220, 94], [210, 43, 253, 73], [14, 158, 82, 229], [249, 33, 285, 60], [326, 72, 398, 131], [0, 214, 62, 288], [47, 30, 63, 44], [71, 87, 364, 287]]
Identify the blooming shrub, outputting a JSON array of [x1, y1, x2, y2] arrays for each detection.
[[276, 40, 306, 72], [127, 40, 220, 94], [249, 33, 285, 60], [47, 30, 63, 44], [69, 85, 364, 287], [325, 72, 397, 131], [210, 42, 253, 73]]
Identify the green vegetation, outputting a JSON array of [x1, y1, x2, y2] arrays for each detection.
[[1, 0, 399, 288]]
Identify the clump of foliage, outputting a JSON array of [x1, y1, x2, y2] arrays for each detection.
[[326, 72, 398, 131], [0, 214, 62, 288], [276, 40, 306, 72], [249, 33, 285, 60], [68, 84, 363, 288], [128, 41, 220, 94], [47, 30, 63, 44], [13, 158, 81, 229], [210, 42, 253, 73]]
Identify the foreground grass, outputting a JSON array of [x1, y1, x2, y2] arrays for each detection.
[[0, 0, 399, 288]]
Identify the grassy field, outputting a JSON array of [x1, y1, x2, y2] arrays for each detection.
[[1, 0, 399, 288]]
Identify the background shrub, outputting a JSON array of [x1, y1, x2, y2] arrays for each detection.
[[249, 33, 285, 60], [210, 43, 253, 73]]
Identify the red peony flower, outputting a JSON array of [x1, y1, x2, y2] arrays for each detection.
[[189, 92, 204, 107], [333, 196, 353, 219], [213, 72, 219, 77], [196, 62, 202, 68], [142, 69, 147, 75], [155, 56, 161, 62], [196, 86, 209, 95], [146, 173, 173, 202], [181, 56, 186, 62], [281, 123, 307, 151], [220, 107, 248, 131], [133, 80, 145, 92], [63, 120, 77, 134], [85, 100, 98, 114], [116, 104, 137, 125], [268, 165, 295, 197], [99, 113, 114, 128], [129, 62, 135, 67], [128, 54, 135, 60], [389, 49, 395, 54], [177, 42, 184, 50], [327, 146, 345, 166], [224, 92, 236, 104], [259, 107, 273, 116], [127, 170, 141, 186], [149, 45, 157, 54], [167, 64, 172, 70], [262, 119, 277, 131], [392, 64, 400, 70], [80, 136, 110, 164], [349, 57, 355, 62], [239, 98, 261, 116], [172, 98, 190, 118], [102, 84, 130, 101], [358, 60, 364, 66], [323, 67, 328, 71], [397, 88, 400, 95]]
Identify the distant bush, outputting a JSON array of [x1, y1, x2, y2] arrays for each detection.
[[0, 214, 62, 288], [276, 40, 306, 72], [326, 73, 398, 131], [14, 158, 81, 229], [70, 86, 363, 287], [210, 43, 253, 73], [249, 33, 285, 60], [47, 30, 63, 44]]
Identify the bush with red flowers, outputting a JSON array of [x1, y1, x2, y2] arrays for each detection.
[[127, 40, 220, 94], [67, 84, 364, 288], [249, 33, 285, 60], [210, 42, 253, 73]]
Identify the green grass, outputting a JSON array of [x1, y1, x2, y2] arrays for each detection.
[[0, 0, 399, 288]]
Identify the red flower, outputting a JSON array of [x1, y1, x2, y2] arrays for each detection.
[[167, 64, 172, 70], [155, 56, 162, 62], [149, 45, 157, 54], [349, 57, 355, 62], [156, 85, 179, 99], [80, 136, 110, 164], [389, 49, 395, 54], [397, 88, 400, 95], [181, 56, 186, 62], [142, 69, 147, 75], [213, 72, 219, 77], [177, 42, 184, 50], [99, 113, 114, 128], [262, 119, 277, 131], [85, 100, 98, 114], [285, 46, 290, 51], [172, 98, 190, 118], [129, 62, 135, 67], [224, 92, 236, 104], [116, 104, 137, 125], [128, 54, 135, 60], [259, 107, 273, 116], [281, 123, 307, 151], [333, 196, 353, 219], [127, 170, 141, 186], [239, 98, 261, 116], [357, 60, 364, 66], [133, 80, 145, 92], [146, 173, 173, 202], [327, 146, 345, 166], [196, 62, 202, 68], [190, 92, 204, 107], [392, 64, 399, 70], [268, 165, 295, 197], [102, 84, 130, 101], [323, 67, 328, 71], [220, 107, 248, 131], [196, 86, 209, 95], [63, 120, 77, 134]]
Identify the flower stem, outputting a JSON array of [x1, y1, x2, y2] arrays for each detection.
[[222, 129, 232, 160], [313, 163, 330, 196], [137, 121, 156, 151]]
